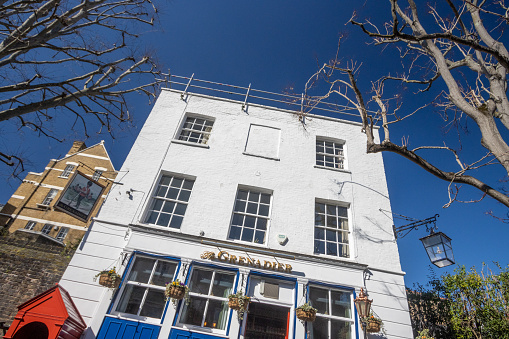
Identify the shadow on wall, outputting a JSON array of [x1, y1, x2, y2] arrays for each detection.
[[353, 216, 395, 245], [330, 179, 390, 200]]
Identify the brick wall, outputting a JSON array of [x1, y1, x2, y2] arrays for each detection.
[[0, 235, 76, 326]]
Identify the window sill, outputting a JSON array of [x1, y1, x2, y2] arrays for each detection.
[[171, 139, 210, 149], [36, 203, 51, 209], [314, 165, 351, 174], [312, 252, 353, 261], [132, 222, 183, 233], [242, 152, 280, 161], [224, 238, 270, 249]]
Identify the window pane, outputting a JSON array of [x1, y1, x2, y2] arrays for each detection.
[[309, 316, 329, 339], [327, 242, 338, 256], [128, 257, 154, 284], [245, 216, 256, 228], [237, 190, 248, 200], [204, 299, 229, 330], [327, 216, 337, 228], [174, 203, 187, 215], [160, 176, 171, 186], [315, 214, 325, 226], [139, 289, 166, 318], [116, 285, 144, 315], [241, 228, 254, 242], [331, 290, 352, 318], [171, 178, 183, 188], [169, 216, 183, 229], [338, 207, 348, 218], [166, 188, 179, 200], [232, 214, 243, 226], [254, 231, 265, 244], [151, 261, 177, 286], [228, 226, 241, 240], [189, 269, 213, 295], [156, 213, 171, 226], [260, 193, 270, 204], [314, 240, 325, 254], [162, 201, 175, 213], [316, 203, 325, 214], [259, 204, 269, 216], [180, 297, 207, 327], [310, 287, 329, 315], [248, 191, 259, 202], [247, 202, 258, 214], [152, 199, 163, 211], [146, 212, 158, 224], [182, 179, 194, 190], [331, 319, 351, 339], [155, 186, 167, 197], [315, 228, 324, 240], [234, 200, 246, 212], [256, 218, 267, 230], [326, 230, 337, 241], [179, 190, 191, 202], [211, 272, 235, 298]]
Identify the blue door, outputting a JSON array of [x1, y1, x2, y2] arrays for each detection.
[[97, 317, 161, 339], [169, 328, 226, 339]]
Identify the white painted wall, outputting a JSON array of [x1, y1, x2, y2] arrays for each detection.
[[59, 90, 412, 339]]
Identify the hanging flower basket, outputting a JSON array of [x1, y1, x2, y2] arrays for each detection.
[[366, 320, 381, 333], [296, 302, 317, 322], [95, 267, 121, 289], [165, 281, 187, 300], [364, 313, 383, 333], [228, 292, 250, 311]]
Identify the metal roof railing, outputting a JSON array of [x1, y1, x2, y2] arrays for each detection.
[[158, 73, 367, 122]]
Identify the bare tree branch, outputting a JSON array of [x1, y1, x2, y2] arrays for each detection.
[[306, 0, 509, 208], [0, 0, 163, 175]]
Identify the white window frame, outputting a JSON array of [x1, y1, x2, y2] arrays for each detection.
[[41, 189, 58, 206], [227, 187, 272, 245], [178, 267, 236, 333], [55, 227, 69, 241], [144, 174, 195, 229], [92, 170, 103, 181], [41, 224, 53, 235], [314, 201, 351, 258], [315, 138, 346, 170], [60, 165, 75, 178], [24, 221, 36, 230], [308, 285, 355, 339], [177, 115, 215, 145], [112, 255, 179, 323]]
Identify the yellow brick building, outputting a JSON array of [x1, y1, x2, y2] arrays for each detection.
[[0, 141, 117, 245]]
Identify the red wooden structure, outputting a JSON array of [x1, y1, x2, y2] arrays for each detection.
[[3, 284, 86, 339]]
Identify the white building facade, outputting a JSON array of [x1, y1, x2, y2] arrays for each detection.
[[60, 88, 413, 339]]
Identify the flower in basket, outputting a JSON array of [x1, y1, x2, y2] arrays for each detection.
[[296, 302, 317, 322], [363, 312, 384, 334], [165, 280, 189, 306], [228, 291, 250, 320], [94, 267, 121, 289]]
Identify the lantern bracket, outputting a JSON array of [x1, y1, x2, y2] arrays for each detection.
[[392, 214, 439, 239]]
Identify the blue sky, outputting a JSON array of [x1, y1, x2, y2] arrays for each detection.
[[1, 0, 508, 287]]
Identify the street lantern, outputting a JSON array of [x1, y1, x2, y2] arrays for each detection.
[[420, 231, 455, 268], [354, 288, 372, 339], [391, 213, 455, 268]]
